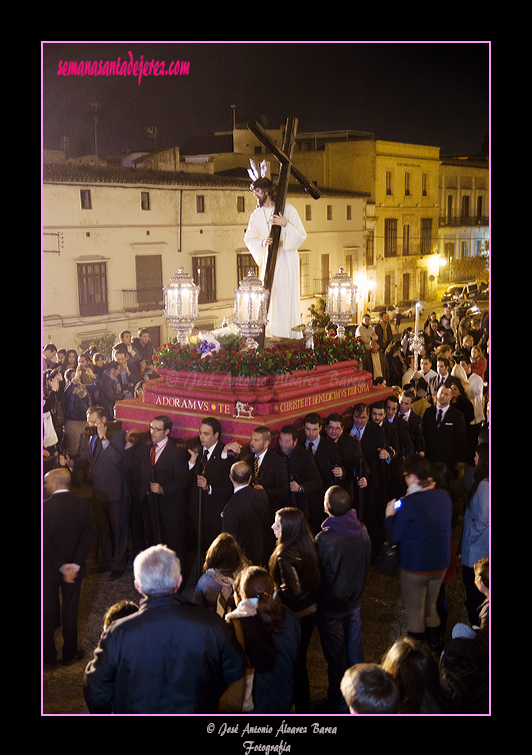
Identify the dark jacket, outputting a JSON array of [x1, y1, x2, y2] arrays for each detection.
[[221, 485, 270, 566], [272, 547, 318, 617], [314, 509, 371, 612], [43, 491, 94, 581], [83, 593, 246, 714], [233, 607, 301, 714], [276, 443, 323, 521], [387, 488, 452, 572], [444, 598, 489, 664], [74, 429, 128, 504], [422, 404, 467, 469]]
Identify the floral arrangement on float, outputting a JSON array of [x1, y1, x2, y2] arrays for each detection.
[[155, 323, 367, 379]]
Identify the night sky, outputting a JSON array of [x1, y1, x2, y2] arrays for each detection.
[[42, 41, 490, 159]]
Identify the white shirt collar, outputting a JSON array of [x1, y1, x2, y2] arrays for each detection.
[[204, 441, 217, 458]]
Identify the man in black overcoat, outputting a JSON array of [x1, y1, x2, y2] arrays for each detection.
[[300, 412, 344, 535], [347, 403, 393, 561], [124, 415, 192, 575], [188, 417, 234, 562], [43, 468, 93, 666], [221, 461, 270, 565], [276, 424, 323, 522], [323, 413, 369, 503], [422, 385, 467, 475], [224, 425, 291, 554]]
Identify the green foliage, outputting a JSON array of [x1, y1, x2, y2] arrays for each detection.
[[77, 332, 117, 361], [306, 297, 330, 330]]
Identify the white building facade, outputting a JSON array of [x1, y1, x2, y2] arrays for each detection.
[[42, 164, 369, 351]]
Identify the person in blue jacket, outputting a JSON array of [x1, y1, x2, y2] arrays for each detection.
[[385, 455, 452, 655]]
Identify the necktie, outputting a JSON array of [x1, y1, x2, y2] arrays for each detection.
[[253, 455, 260, 478], [308, 442, 315, 455], [436, 409, 443, 427], [150, 443, 158, 466], [202, 448, 209, 472]]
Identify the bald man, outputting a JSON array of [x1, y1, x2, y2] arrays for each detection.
[[221, 461, 270, 566], [43, 468, 93, 667]]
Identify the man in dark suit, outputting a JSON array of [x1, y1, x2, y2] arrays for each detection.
[[188, 417, 234, 563], [383, 396, 414, 498], [224, 425, 291, 553], [125, 416, 192, 576], [398, 390, 425, 454], [301, 412, 344, 535], [323, 413, 369, 503], [60, 406, 129, 580], [422, 385, 467, 475], [276, 424, 323, 522], [43, 468, 93, 666], [347, 403, 392, 561], [221, 461, 270, 565]]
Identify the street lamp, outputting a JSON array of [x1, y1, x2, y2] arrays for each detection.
[[163, 267, 199, 346], [233, 269, 270, 350], [326, 267, 356, 339]]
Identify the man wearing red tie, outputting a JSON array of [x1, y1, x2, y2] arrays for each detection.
[[125, 416, 192, 579]]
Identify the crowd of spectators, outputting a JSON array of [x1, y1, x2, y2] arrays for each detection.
[[43, 301, 489, 715]]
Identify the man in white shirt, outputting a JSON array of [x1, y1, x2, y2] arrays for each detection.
[[411, 355, 438, 401], [355, 314, 377, 347], [460, 355, 485, 446]]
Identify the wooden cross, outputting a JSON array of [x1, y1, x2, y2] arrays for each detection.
[[247, 116, 321, 298]]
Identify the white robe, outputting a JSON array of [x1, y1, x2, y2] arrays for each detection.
[[244, 202, 306, 339]]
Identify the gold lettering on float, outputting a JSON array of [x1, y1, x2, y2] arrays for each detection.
[[154, 395, 231, 414], [279, 383, 369, 413]]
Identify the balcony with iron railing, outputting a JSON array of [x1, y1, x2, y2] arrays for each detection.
[[122, 288, 164, 312], [313, 277, 330, 296], [439, 214, 489, 228]]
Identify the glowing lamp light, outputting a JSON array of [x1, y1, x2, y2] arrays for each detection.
[[163, 267, 199, 345], [233, 270, 269, 350], [325, 267, 356, 339]]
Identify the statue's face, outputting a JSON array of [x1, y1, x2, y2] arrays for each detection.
[[253, 187, 269, 207]]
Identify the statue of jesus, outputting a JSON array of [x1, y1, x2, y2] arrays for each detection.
[[244, 176, 306, 340]]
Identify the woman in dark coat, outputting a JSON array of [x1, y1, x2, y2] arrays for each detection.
[[269, 507, 320, 713], [225, 566, 300, 714]]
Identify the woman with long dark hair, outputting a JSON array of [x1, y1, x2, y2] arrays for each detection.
[[224, 566, 300, 714], [194, 533, 249, 618], [382, 636, 454, 714], [269, 507, 320, 713]]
